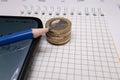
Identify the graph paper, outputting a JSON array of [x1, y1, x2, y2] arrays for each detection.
[[20, 7, 120, 80]]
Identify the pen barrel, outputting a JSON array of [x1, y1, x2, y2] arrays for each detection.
[[0, 29, 33, 46]]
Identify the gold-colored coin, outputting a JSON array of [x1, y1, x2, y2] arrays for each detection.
[[46, 35, 71, 45], [45, 17, 71, 45], [46, 31, 71, 37]]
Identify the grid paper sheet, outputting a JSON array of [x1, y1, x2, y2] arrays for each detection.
[[20, 7, 120, 80]]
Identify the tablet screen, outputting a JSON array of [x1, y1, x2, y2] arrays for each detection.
[[0, 16, 42, 80]]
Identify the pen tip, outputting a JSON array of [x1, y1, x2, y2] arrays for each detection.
[[32, 28, 49, 38], [43, 28, 49, 33]]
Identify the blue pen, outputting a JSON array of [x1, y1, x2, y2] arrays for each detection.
[[0, 28, 48, 46]]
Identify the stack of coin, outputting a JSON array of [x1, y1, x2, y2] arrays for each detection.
[[45, 17, 71, 45]]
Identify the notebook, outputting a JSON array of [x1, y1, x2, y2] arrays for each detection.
[[19, 5, 120, 80]]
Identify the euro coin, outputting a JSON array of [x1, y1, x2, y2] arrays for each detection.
[[45, 17, 71, 45]]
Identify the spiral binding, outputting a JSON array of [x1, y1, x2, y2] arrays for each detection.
[[20, 5, 105, 16]]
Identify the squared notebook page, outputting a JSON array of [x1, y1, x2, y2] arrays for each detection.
[[20, 7, 120, 80]]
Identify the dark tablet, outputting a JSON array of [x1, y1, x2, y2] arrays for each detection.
[[0, 16, 43, 80]]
